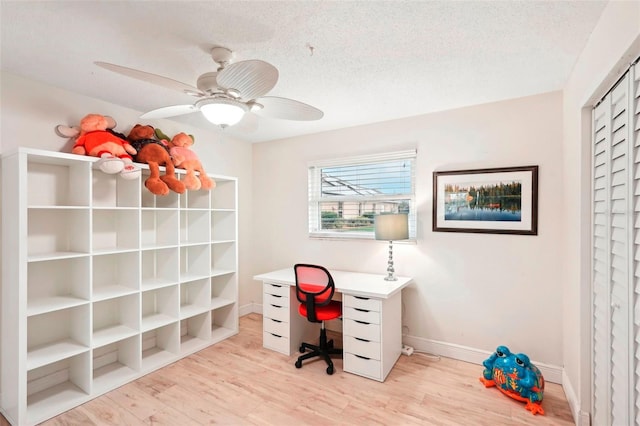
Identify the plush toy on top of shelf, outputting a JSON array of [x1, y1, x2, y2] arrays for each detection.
[[56, 113, 140, 179], [126, 124, 186, 196], [157, 129, 215, 191]]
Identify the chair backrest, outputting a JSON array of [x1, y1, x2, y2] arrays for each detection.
[[294, 264, 336, 323]]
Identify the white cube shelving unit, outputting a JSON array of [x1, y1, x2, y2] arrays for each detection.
[[1, 148, 239, 425]]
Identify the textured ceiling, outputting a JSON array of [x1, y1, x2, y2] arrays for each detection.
[[1, 1, 608, 143]]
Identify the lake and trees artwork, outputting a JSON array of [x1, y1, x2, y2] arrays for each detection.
[[443, 180, 522, 222], [433, 166, 538, 235]]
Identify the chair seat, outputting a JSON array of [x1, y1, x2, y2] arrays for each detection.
[[298, 300, 342, 321]]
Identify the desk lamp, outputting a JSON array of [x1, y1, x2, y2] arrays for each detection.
[[374, 213, 409, 281]]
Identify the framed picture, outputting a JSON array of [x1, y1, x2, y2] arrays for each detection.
[[433, 165, 538, 235]]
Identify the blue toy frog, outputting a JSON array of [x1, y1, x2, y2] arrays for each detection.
[[479, 345, 545, 415]]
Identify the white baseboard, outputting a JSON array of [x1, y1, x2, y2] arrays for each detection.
[[562, 369, 589, 426], [244, 306, 565, 385], [402, 334, 563, 384], [239, 302, 261, 317]]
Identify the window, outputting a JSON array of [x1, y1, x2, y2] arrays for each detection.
[[308, 150, 417, 239]]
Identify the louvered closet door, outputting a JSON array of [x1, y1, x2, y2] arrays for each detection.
[[591, 61, 640, 426]]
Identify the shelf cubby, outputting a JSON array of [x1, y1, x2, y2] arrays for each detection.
[[27, 352, 91, 424], [92, 295, 139, 348], [211, 273, 237, 311], [141, 247, 179, 291], [92, 252, 139, 301], [141, 286, 179, 332], [28, 209, 90, 259], [143, 190, 179, 209], [92, 209, 139, 253], [183, 189, 210, 209], [141, 323, 179, 371], [141, 209, 179, 249], [27, 305, 91, 371], [27, 158, 90, 207], [92, 335, 139, 394], [181, 244, 211, 282], [211, 209, 236, 242], [27, 257, 90, 316], [180, 312, 211, 354], [92, 172, 140, 208], [211, 180, 235, 210], [180, 279, 210, 319], [180, 209, 210, 244], [211, 241, 236, 275], [210, 303, 237, 343]]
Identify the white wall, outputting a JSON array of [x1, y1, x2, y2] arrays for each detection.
[[0, 70, 255, 315], [252, 91, 565, 369], [562, 1, 640, 424]]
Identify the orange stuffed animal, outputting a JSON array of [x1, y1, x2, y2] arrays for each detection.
[[164, 132, 215, 191], [127, 124, 186, 196], [56, 113, 140, 178]]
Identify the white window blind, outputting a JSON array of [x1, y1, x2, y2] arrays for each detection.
[[308, 150, 417, 239]]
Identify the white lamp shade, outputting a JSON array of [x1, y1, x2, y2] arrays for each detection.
[[374, 213, 409, 241], [198, 98, 248, 127]]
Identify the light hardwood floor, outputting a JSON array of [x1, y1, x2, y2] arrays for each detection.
[[1, 314, 574, 425]]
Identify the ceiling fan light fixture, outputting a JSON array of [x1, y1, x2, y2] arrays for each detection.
[[197, 98, 248, 127]]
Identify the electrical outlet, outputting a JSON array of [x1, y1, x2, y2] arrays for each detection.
[[401, 344, 414, 356]]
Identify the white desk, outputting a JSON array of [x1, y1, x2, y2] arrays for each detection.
[[254, 268, 412, 382]]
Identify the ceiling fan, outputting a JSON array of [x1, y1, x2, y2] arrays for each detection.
[[95, 46, 323, 128]]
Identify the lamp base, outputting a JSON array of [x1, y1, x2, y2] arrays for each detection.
[[384, 240, 397, 281]]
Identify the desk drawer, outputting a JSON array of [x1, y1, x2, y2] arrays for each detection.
[[344, 295, 381, 311], [263, 317, 289, 338], [264, 292, 289, 308], [263, 303, 289, 322], [264, 282, 289, 297], [344, 335, 381, 360], [263, 331, 290, 355], [343, 306, 380, 324], [343, 318, 380, 342], [344, 352, 382, 381]]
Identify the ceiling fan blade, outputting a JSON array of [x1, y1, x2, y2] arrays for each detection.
[[95, 61, 204, 96], [217, 60, 278, 100], [254, 96, 324, 121], [140, 104, 198, 119]]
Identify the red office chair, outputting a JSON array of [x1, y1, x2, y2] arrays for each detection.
[[294, 264, 343, 375]]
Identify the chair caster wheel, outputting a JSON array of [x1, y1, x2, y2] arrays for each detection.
[[326, 365, 334, 375], [299, 345, 305, 353], [295, 360, 302, 369]]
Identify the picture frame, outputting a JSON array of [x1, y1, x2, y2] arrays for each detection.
[[433, 165, 538, 235]]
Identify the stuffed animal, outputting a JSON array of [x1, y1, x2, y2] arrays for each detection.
[[56, 114, 140, 179], [126, 124, 186, 196], [158, 130, 215, 191], [479, 345, 545, 415]]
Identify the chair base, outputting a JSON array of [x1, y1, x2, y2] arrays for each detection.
[[294, 326, 342, 375]]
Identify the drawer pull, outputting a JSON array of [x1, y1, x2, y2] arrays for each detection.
[[354, 296, 370, 300], [355, 354, 371, 360], [270, 304, 283, 309], [355, 337, 370, 342], [270, 318, 282, 323], [354, 308, 369, 312], [270, 294, 283, 298], [354, 320, 370, 325], [270, 333, 282, 338], [270, 284, 283, 288]]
